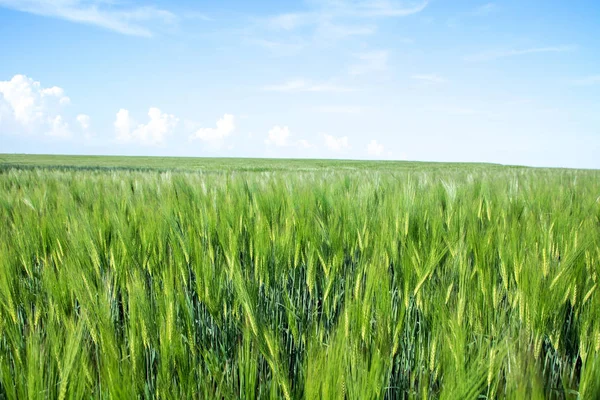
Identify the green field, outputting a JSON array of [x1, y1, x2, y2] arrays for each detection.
[[1, 154, 599, 399], [0, 154, 504, 172]]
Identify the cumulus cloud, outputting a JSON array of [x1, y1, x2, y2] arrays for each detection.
[[265, 125, 292, 147], [0, 97, 10, 125], [0, 74, 72, 137], [48, 115, 70, 138], [324, 134, 350, 152], [76, 114, 91, 130], [76, 113, 94, 140], [41, 86, 70, 104], [265, 125, 312, 149], [297, 139, 313, 149], [115, 107, 178, 146], [188, 114, 235, 150], [114, 109, 132, 142], [367, 139, 384, 156]]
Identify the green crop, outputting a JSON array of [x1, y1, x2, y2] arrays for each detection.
[[0, 155, 599, 399]]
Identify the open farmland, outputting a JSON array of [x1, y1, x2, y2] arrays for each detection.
[[0, 155, 599, 399]]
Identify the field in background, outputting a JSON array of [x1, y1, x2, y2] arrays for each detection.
[[1, 154, 599, 398], [0, 153, 506, 172]]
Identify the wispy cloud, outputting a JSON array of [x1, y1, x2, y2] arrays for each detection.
[[268, 12, 314, 31], [262, 79, 354, 93], [573, 75, 600, 86], [264, 1, 427, 41], [470, 3, 497, 16], [316, 105, 367, 114], [431, 106, 479, 116], [180, 11, 212, 22], [445, 107, 478, 115], [268, 1, 428, 27], [0, 0, 176, 37], [349, 50, 389, 76], [411, 74, 447, 84], [314, 21, 376, 40], [447, 2, 497, 28], [465, 45, 575, 62], [244, 37, 307, 55], [325, 0, 429, 18]]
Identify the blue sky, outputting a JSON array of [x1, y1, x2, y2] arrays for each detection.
[[0, 0, 598, 168]]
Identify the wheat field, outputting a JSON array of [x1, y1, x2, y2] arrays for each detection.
[[0, 155, 599, 399]]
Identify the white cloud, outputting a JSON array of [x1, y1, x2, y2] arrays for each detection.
[[345, 0, 429, 17], [76, 114, 91, 130], [465, 46, 574, 62], [316, 105, 366, 114], [262, 1, 427, 45], [324, 134, 350, 152], [41, 86, 71, 105], [115, 109, 132, 142], [411, 74, 447, 84], [189, 114, 235, 149], [77, 114, 95, 140], [265, 125, 312, 149], [48, 115, 70, 138], [245, 37, 307, 55], [349, 50, 389, 76], [314, 21, 376, 41], [471, 3, 497, 16], [448, 3, 497, 28], [0, 97, 10, 125], [263, 79, 353, 93], [0, 0, 176, 37], [267, 1, 428, 30], [268, 12, 312, 31], [0, 74, 69, 125], [297, 139, 313, 149], [265, 15, 375, 43], [367, 139, 384, 156], [0, 74, 72, 137], [265, 125, 291, 147], [443, 107, 478, 115], [115, 107, 178, 146]]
